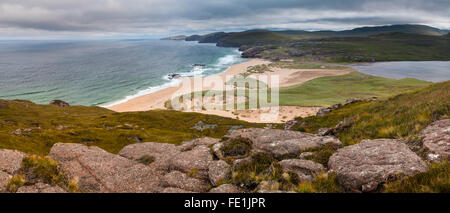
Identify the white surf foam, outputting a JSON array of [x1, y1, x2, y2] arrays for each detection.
[[102, 49, 244, 108]]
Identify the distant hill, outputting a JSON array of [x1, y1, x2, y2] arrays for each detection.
[[182, 24, 449, 47]]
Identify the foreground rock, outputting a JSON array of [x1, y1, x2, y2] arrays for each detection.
[[328, 139, 428, 192], [208, 160, 230, 186], [0, 171, 11, 192], [48, 143, 164, 193], [279, 159, 325, 182], [170, 145, 213, 179], [420, 119, 450, 161], [162, 171, 209, 192], [0, 149, 27, 174], [209, 184, 245, 193], [16, 183, 66, 193], [226, 128, 341, 158], [118, 142, 179, 171], [178, 137, 220, 151]]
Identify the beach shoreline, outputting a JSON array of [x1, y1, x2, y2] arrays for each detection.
[[106, 59, 355, 123]]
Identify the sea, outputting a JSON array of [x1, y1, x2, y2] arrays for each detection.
[[0, 39, 247, 106]]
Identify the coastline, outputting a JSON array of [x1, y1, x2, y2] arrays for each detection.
[[107, 59, 269, 112]]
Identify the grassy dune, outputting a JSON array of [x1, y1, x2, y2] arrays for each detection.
[[279, 71, 432, 106]]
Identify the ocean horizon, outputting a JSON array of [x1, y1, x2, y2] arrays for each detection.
[[0, 39, 247, 107]]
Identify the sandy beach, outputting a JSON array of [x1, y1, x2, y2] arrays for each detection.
[[107, 59, 355, 123]]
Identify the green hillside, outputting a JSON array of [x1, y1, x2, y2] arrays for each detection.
[[0, 100, 263, 155]]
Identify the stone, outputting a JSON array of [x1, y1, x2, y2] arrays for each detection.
[[0, 149, 27, 174], [208, 160, 230, 186], [420, 119, 450, 161], [178, 137, 220, 151], [16, 183, 67, 193], [209, 184, 244, 193], [50, 100, 70, 107], [279, 159, 325, 182], [0, 171, 11, 192], [227, 128, 341, 158], [161, 187, 194, 193], [328, 139, 429, 192], [162, 171, 209, 192], [48, 143, 164, 193], [212, 142, 224, 160], [118, 142, 179, 171], [170, 145, 214, 179], [299, 152, 314, 159], [317, 128, 333, 136], [284, 120, 300, 130], [256, 180, 280, 191]]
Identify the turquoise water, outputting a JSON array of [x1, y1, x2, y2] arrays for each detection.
[[0, 40, 247, 106], [352, 61, 450, 82]]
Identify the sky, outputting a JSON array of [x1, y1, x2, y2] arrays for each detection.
[[0, 0, 449, 39]]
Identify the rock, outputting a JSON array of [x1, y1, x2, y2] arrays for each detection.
[[317, 128, 333, 136], [420, 119, 450, 161], [50, 100, 70, 107], [298, 152, 314, 159], [241, 46, 266, 58], [345, 97, 377, 105], [16, 183, 67, 193], [161, 187, 194, 193], [0, 149, 27, 174], [178, 137, 220, 151], [209, 184, 244, 193], [284, 120, 301, 130], [316, 108, 332, 116], [328, 139, 429, 192], [212, 142, 225, 160], [162, 171, 209, 192], [227, 128, 341, 158], [256, 180, 280, 191], [170, 145, 214, 179], [48, 143, 164, 193], [191, 121, 217, 131], [118, 142, 179, 171], [168, 74, 181, 80], [279, 159, 325, 182], [0, 171, 11, 192], [208, 160, 230, 186]]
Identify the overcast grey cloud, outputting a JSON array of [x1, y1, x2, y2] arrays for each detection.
[[0, 0, 449, 39]]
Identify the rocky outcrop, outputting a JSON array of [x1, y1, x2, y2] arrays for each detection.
[[170, 145, 213, 179], [118, 142, 179, 171], [16, 183, 66, 193], [226, 128, 341, 158], [420, 119, 450, 161], [0, 149, 27, 175], [48, 143, 164, 193], [0, 149, 27, 192], [241, 46, 266, 58], [279, 159, 325, 182], [178, 137, 220, 151], [162, 171, 209, 192], [316, 97, 377, 116], [328, 139, 428, 192], [0, 172, 11, 192], [209, 184, 245, 193], [50, 100, 70, 107], [208, 160, 230, 186]]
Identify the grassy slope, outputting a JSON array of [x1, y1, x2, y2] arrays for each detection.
[[279, 72, 432, 107], [293, 81, 450, 146], [0, 100, 263, 155]]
